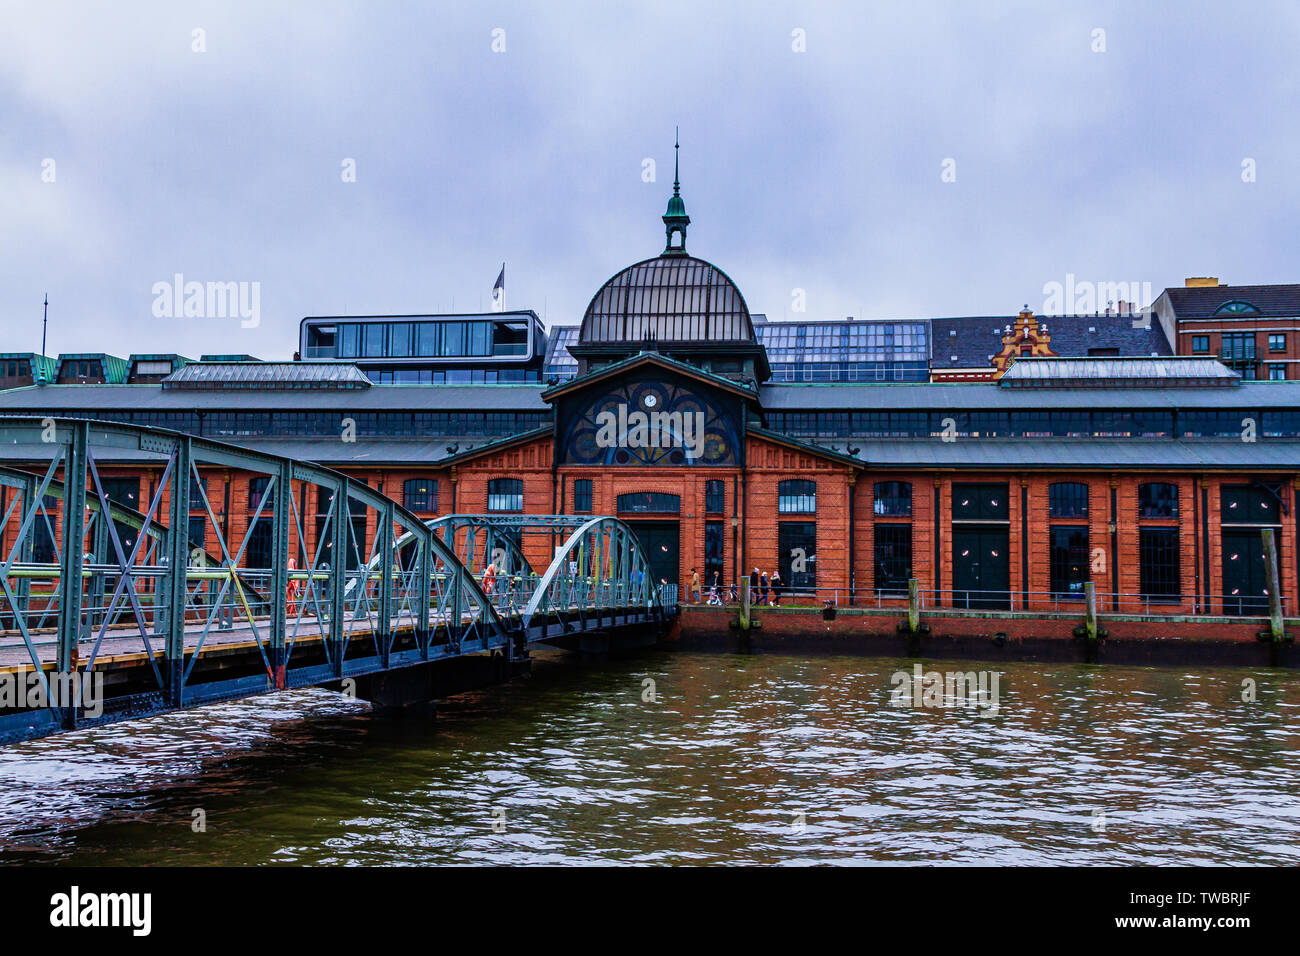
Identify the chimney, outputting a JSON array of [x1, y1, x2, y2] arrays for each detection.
[[1185, 277, 1221, 287]]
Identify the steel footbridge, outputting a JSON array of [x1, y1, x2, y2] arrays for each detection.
[[0, 417, 676, 743]]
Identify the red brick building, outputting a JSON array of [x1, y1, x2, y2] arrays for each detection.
[[3, 186, 1299, 619], [1156, 277, 1300, 380]]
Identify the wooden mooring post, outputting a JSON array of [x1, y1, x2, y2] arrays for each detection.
[[1073, 581, 1107, 642], [732, 574, 760, 635], [897, 577, 928, 636], [908, 577, 921, 633], [1261, 528, 1286, 642], [1084, 581, 1098, 641]]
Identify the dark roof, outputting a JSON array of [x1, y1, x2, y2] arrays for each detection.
[[9, 377, 1300, 416], [929, 314, 1171, 369], [431, 425, 555, 467], [760, 381, 1300, 411], [745, 425, 862, 467], [0, 431, 1290, 471], [1163, 283, 1300, 319], [0, 438, 506, 467], [0, 383, 549, 412], [842, 438, 1300, 470]]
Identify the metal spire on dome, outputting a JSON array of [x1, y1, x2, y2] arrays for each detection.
[[673, 126, 680, 194], [662, 127, 690, 256]]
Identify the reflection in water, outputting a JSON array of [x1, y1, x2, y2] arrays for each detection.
[[0, 651, 1297, 865]]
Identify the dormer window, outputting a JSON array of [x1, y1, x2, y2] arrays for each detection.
[[1214, 300, 1260, 315]]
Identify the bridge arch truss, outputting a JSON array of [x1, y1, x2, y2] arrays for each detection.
[[0, 418, 675, 743]]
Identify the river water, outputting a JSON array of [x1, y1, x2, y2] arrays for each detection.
[[1, 650, 1297, 865]]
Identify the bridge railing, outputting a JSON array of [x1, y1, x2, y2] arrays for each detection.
[[0, 417, 511, 734], [520, 516, 659, 633]]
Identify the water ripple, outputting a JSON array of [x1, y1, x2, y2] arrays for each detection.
[[0, 653, 1296, 865]]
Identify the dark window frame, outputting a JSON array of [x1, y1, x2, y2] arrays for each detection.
[[1048, 481, 1089, 519], [487, 478, 524, 512], [1049, 526, 1090, 600], [1138, 482, 1178, 519], [572, 478, 593, 513], [616, 492, 680, 514], [777, 479, 817, 514], [704, 479, 725, 515], [1139, 527, 1181, 600], [874, 523, 912, 594], [873, 481, 912, 517], [403, 479, 439, 513]]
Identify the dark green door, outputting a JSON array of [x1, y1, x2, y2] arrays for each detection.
[[952, 527, 1010, 609], [1222, 529, 1275, 616], [630, 521, 679, 591]]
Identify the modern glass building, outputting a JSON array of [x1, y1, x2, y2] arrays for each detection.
[[300, 311, 549, 383], [757, 320, 929, 382]]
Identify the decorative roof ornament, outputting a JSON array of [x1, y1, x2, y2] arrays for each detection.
[[992, 307, 1057, 379], [662, 127, 690, 256]]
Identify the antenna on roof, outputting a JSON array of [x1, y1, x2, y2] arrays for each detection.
[[39, 293, 49, 385]]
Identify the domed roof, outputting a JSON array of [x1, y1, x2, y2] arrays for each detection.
[[579, 255, 755, 345]]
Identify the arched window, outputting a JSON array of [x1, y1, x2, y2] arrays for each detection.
[[1138, 482, 1178, 519], [873, 481, 912, 517], [778, 479, 816, 514], [1214, 300, 1260, 315], [1048, 482, 1088, 518], [487, 478, 523, 512], [403, 479, 438, 512]]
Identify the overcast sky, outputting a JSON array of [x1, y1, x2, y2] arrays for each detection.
[[2, 0, 1298, 360]]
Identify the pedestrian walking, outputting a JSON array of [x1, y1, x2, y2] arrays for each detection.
[[769, 569, 782, 606], [690, 567, 701, 604], [759, 569, 770, 606]]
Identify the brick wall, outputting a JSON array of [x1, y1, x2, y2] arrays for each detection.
[[3, 453, 1297, 622]]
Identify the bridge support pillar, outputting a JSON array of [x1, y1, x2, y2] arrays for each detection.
[[554, 623, 661, 658], [346, 653, 531, 716]]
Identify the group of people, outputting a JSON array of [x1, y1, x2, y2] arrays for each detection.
[[689, 567, 783, 606]]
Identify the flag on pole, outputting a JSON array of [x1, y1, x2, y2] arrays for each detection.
[[491, 263, 505, 312]]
